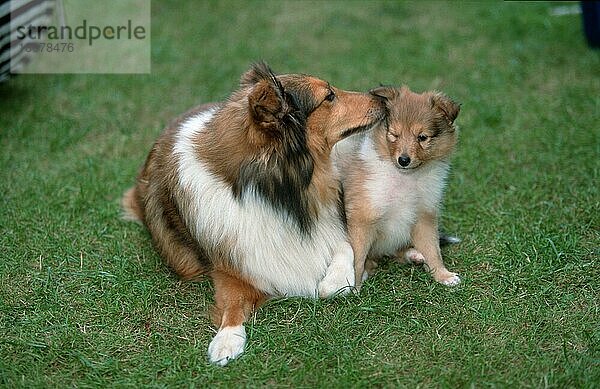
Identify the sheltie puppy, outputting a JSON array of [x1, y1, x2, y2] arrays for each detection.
[[334, 86, 461, 289], [121, 62, 386, 365]]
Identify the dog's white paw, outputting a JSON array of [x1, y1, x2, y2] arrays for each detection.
[[318, 242, 355, 298], [208, 325, 246, 366], [404, 248, 425, 264], [438, 272, 461, 286], [318, 266, 354, 297]]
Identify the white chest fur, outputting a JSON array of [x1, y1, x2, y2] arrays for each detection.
[[173, 110, 347, 297], [358, 138, 449, 257]]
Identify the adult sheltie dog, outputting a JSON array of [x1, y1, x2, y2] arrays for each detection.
[[334, 86, 461, 289], [122, 62, 386, 365]]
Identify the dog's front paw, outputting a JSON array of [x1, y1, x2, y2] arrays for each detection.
[[318, 266, 354, 297], [318, 243, 355, 298], [436, 272, 461, 287], [208, 325, 246, 366]]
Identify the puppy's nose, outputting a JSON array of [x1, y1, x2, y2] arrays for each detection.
[[398, 155, 411, 167]]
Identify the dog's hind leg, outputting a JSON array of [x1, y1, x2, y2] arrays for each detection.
[[396, 247, 426, 265], [208, 268, 266, 366], [398, 231, 460, 265], [143, 188, 207, 280]]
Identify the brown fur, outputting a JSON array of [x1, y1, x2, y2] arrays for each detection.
[[370, 86, 459, 170], [122, 63, 385, 361], [210, 266, 267, 328], [121, 187, 143, 221], [338, 86, 461, 288]]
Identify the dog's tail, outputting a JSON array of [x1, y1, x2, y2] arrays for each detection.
[[439, 232, 461, 246], [121, 186, 143, 223]]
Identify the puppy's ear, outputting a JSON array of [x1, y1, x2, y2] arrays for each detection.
[[247, 66, 290, 131], [369, 85, 399, 101], [430, 92, 460, 124]]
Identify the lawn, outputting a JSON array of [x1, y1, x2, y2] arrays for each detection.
[[1, 1, 598, 387]]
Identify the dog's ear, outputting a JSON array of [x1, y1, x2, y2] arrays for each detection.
[[240, 61, 275, 87], [430, 92, 460, 124], [247, 65, 290, 131], [369, 85, 399, 101]]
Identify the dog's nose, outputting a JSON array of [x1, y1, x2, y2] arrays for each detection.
[[398, 155, 411, 167]]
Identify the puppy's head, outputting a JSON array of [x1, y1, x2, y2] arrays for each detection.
[[370, 86, 460, 170], [240, 62, 386, 152]]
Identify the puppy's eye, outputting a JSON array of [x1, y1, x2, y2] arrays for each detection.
[[325, 90, 336, 102], [387, 132, 398, 142], [417, 134, 429, 142]]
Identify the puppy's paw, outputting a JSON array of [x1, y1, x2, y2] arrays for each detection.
[[208, 326, 246, 366], [404, 248, 425, 264], [437, 272, 461, 287]]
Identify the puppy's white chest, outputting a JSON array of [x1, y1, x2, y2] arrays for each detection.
[[361, 149, 449, 255], [367, 167, 420, 256], [378, 168, 420, 205]]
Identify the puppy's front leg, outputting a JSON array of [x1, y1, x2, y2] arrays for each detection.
[[348, 224, 375, 290], [318, 241, 355, 298], [411, 211, 461, 286]]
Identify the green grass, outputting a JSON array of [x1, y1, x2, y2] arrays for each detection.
[[1, 1, 598, 387]]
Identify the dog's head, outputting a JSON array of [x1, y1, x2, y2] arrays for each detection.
[[370, 86, 460, 170], [226, 62, 385, 232], [240, 62, 386, 151]]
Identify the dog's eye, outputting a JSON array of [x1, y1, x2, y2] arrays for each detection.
[[417, 134, 429, 142], [387, 132, 398, 142], [324, 90, 336, 102]]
